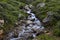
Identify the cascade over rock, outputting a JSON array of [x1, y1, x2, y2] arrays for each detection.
[[7, 5, 44, 40]]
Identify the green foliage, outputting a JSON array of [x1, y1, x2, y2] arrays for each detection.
[[31, 0, 60, 20], [36, 34, 56, 40], [53, 21, 60, 36], [0, 0, 27, 32], [30, 0, 60, 38]]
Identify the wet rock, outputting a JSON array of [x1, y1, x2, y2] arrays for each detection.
[[37, 3, 45, 7], [26, 20, 33, 24], [0, 19, 4, 27], [42, 11, 53, 23], [0, 30, 3, 35], [0, 29, 4, 40], [34, 18, 41, 26], [18, 14, 22, 18], [7, 32, 14, 38], [29, 4, 33, 9], [0, 20, 4, 24], [47, 11, 53, 16], [28, 14, 36, 20], [13, 32, 18, 38], [25, 5, 33, 10], [42, 16, 50, 23], [10, 38, 20, 40], [32, 38, 37, 40], [25, 5, 30, 11], [42, 11, 54, 23]]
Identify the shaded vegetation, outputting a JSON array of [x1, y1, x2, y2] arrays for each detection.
[[36, 34, 56, 40]]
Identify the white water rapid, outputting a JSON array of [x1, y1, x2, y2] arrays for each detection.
[[8, 5, 44, 40]]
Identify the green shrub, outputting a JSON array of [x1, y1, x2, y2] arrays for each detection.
[[53, 21, 60, 37], [36, 34, 56, 40]]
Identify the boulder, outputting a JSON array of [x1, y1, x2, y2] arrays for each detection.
[[0, 20, 4, 27], [26, 20, 33, 24], [37, 3, 45, 7], [0, 29, 4, 40]]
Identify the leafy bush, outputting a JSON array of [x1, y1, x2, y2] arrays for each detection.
[[0, 0, 27, 33], [36, 34, 56, 40], [53, 21, 60, 36]]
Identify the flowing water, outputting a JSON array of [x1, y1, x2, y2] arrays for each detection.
[[7, 5, 44, 40]]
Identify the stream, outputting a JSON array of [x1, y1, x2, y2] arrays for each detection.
[[7, 5, 44, 40]]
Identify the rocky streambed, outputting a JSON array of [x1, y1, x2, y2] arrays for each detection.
[[5, 5, 45, 40]]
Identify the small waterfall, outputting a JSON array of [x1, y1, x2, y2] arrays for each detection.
[[9, 5, 44, 40]]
